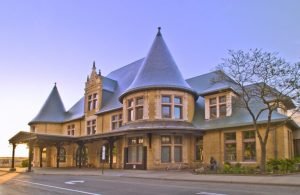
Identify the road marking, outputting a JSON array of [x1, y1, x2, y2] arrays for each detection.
[[65, 180, 85, 185], [196, 192, 227, 195], [13, 179, 101, 195]]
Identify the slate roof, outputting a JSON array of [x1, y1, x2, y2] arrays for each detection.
[[29, 85, 66, 124], [119, 28, 196, 100], [29, 29, 297, 130]]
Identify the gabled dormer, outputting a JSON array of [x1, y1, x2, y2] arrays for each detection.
[[84, 61, 102, 116]]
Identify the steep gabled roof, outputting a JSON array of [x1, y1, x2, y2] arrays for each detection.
[[29, 84, 66, 124], [120, 28, 196, 100]]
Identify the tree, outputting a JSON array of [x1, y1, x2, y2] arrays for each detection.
[[217, 49, 300, 172]]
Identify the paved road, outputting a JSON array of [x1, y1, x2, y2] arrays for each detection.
[[1, 173, 300, 195]]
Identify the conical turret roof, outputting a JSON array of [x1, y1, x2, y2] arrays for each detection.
[[29, 84, 66, 124], [120, 28, 196, 100]]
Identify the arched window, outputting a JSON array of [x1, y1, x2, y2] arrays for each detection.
[[59, 147, 66, 162]]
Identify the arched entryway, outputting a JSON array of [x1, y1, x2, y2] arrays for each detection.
[[75, 145, 88, 167]]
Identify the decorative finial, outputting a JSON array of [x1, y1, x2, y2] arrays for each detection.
[[92, 61, 96, 69], [98, 69, 101, 76], [54, 82, 56, 86], [157, 27, 161, 36]]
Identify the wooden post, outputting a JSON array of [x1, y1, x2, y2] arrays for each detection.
[[56, 144, 60, 168], [28, 143, 33, 172], [39, 146, 43, 168], [9, 144, 16, 171], [109, 138, 114, 169], [78, 142, 83, 168]]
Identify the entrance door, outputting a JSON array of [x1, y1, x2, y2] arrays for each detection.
[[124, 137, 147, 170]]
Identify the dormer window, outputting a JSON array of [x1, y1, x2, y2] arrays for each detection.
[[207, 94, 229, 119], [88, 93, 98, 111], [162, 95, 183, 119]]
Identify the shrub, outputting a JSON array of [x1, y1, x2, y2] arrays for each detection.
[[21, 159, 29, 167], [267, 158, 298, 174]]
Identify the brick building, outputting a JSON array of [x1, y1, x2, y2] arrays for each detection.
[[9, 28, 299, 171]]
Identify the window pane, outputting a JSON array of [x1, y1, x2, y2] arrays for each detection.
[[210, 106, 217, 119], [136, 97, 144, 105], [174, 106, 182, 119], [225, 143, 237, 161], [162, 105, 171, 118], [162, 96, 171, 103], [219, 104, 227, 117], [174, 96, 182, 104], [128, 109, 133, 122], [243, 142, 256, 161], [137, 145, 143, 163], [209, 97, 216, 105], [138, 138, 143, 144], [161, 136, 171, 144], [112, 122, 117, 130], [174, 146, 182, 162], [161, 146, 171, 163], [128, 146, 137, 163], [135, 107, 143, 120], [219, 96, 226, 103], [174, 136, 182, 144], [128, 99, 133, 107], [244, 131, 255, 139], [225, 132, 236, 141]]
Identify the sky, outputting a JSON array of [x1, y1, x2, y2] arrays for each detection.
[[0, 0, 299, 157]]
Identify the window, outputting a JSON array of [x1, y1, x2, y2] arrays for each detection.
[[162, 95, 172, 119], [87, 119, 96, 135], [161, 135, 183, 163], [161, 95, 183, 119], [224, 132, 236, 161], [208, 95, 227, 119], [243, 131, 256, 161], [161, 136, 171, 163], [128, 137, 143, 164], [174, 96, 183, 119], [174, 136, 182, 162], [31, 126, 36, 133], [67, 124, 75, 136], [127, 97, 144, 122], [59, 147, 66, 162], [135, 97, 144, 120], [88, 93, 98, 111], [195, 136, 203, 161], [209, 97, 217, 119], [111, 114, 122, 130]]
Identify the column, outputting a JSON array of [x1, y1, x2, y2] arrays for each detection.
[[28, 143, 33, 172], [9, 144, 16, 171], [109, 138, 114, 169], [39, 146, 43, 168], [56, 144, 60, 168]]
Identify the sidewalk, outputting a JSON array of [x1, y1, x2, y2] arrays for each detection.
[[1, 167, 300, 187]]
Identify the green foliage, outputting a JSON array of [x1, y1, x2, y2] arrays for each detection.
[[221, 162, 256, 174], [21, 159, 29, 167], [267, 158, 299, 174]]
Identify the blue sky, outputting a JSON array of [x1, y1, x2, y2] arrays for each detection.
[[0, 0, 299, 157]]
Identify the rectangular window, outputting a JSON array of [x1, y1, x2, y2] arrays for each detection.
[[135, 97, 144, 120], [210, 106, 217, 119], [88, 95, 92, 111], [174, 106, 182, 119], [88, 93, 98, 111], [161, 146, 171, 163], [111, 114, 122, 130], [243, 131, 256, 161], [174, 136, 182, 144], [127, 137, 143, 164], [162, 105, 171, 118], [87, 119, 96, 135], [195, 136, 203, 161], [174, 146, 182, 162], [208, 95, 228, 119], [128, 109, 133, 122], [224, 132, 236, 162], [67, 124, 75, 136], [162, 96, 171, 103]]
